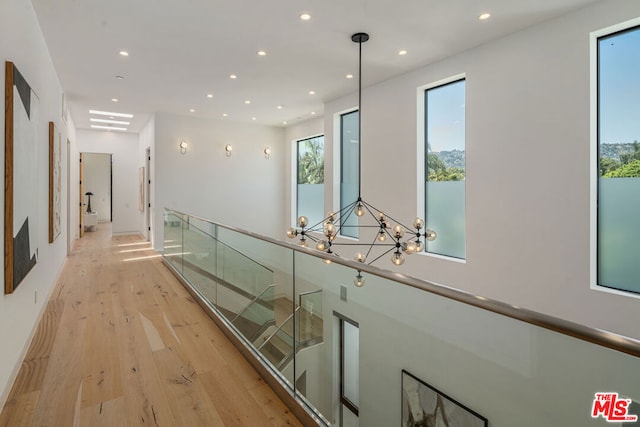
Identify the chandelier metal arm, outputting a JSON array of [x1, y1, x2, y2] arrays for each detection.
[[364, 228, 381, 261], [367, 246, 397, 265], [304, 199, 357, 232], [319, 242, 397, 247], [334, 201, 358, 237], [360, 199, 416, 232]]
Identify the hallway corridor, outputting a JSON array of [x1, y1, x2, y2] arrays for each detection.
[[0, 225, 302, 426]]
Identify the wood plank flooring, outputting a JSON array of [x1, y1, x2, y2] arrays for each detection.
[[0, 224, 302, 427]]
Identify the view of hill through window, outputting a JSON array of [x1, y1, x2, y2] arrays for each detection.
[[599, 26, 640, 178], [600, 142, 640, 178]]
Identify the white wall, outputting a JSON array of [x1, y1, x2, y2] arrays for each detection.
[[82, 153, 111, 222], [152, 113, 285, 251], [77, 130, 142, 235], [0, 0, 75, 406], [318, 0, 640, 340]]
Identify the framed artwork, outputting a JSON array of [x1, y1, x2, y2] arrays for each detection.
[[402, 370, 487, 427], [138, 166, 145, 212], [49, 121, 62, 243], [5, 61, 40, 294]]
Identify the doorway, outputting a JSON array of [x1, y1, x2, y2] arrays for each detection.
[[67, 139, 72, 253], [80, 152, 113, 233], [145, 147, 151, 241]]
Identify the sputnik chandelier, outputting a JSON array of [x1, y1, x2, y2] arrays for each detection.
[[286, 32, 437, 278]]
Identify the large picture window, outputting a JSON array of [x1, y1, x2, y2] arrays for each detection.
[[297, 135, 325, 228], [425, 79, 466, 259], [340, 110, 359, 238], [597, 25, 640, 294]]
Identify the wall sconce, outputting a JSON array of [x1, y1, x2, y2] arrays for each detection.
[[225, 144, 233, 157], [179, 140, 187, 154], [264, 147, 271, 159]]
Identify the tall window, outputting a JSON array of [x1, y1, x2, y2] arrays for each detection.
[[340, 110, 359, 238], [425, 79, 466, 259], [297, 135, 325, 228], [597, 26, 640, 294]]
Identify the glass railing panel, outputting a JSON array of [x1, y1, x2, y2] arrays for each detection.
[[297, 290, 323, 345], [215, 225, 296, 388], [214, 242, 274, 325], [291, 250, 640, 426], [230, 285, 275, 343], [162, 210, 185, 272], [258, 324, 295, 371], [181, 216, 218, 306], [291, 252, 339, 421], [219, 244, 272, 297]]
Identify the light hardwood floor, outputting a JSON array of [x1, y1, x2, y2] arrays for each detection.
[[0, 224, 302, 427]]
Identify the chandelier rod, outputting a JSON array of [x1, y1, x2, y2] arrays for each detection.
[[352, 32, 369, 201]]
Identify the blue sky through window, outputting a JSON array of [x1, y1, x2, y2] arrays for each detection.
[[426, 80, 465, 152], [599, 27, 640, 145]]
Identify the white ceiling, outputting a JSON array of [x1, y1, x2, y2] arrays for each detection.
[[31, 0, 600, 133]]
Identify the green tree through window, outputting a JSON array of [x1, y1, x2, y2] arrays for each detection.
[[298, 138, 324, 184]]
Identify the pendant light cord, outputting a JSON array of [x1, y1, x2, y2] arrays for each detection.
[[357, 36, 364, 200], [351, 32, 369, 201]]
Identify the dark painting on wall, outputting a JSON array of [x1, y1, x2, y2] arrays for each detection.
[[402, 370, 487, 427], [5, 61, 39, 294]]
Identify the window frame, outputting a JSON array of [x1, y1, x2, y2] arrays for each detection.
[[293, 134, 325, 227], [590, 18, 640, 298], [417, 74, 467, 262], [333, 107, 360, 239]]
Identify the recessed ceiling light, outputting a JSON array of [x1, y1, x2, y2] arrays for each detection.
[[90, 118, 130, 125], [91, 125, 127, 131], [89, 109, 134, 118], [116, 75, 124, 80], [245, 100, 251, 104], [479, 12, 491, 20], [308, 90, 315, 95], [111, 98, 118, 102], [229, 74, 237, 79], [252, 117, 257, 121], [277, 105, 284, 109], [346, 74, 353, 79], [206, 93, 213, 98], [119, 50, 129, 57], [223, 113, 228, 117], [398, 50, 408, 56], [189, 108, 195, 113], [283, 121, 288, 125], [300, 13, 311, 21], [311, 112, 316, 115], [257, 50, 267, 56]]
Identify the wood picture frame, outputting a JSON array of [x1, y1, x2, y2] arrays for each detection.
[[49, 121, 62, 243], [138, 166, 145, 212], [402, 370, 487, 427], [5, 61, 40, 294]]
